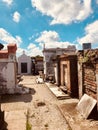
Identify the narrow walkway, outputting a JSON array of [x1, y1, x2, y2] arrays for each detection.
[[1, 75, 70, 130]]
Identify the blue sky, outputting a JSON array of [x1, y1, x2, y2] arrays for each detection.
[[0, 0, 98, 56]]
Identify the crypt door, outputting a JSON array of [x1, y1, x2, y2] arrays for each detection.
[[21, 63, 27, 73]]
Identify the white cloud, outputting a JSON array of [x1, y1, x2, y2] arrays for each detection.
[[27, 43, 36, 49], [96, 0, 98, 4], [36, 30, 73, 48], [77, 20, 98, 45], [2, 0, 13, 6], [36, 31, 59, 43], [0, 28, 22, 47], [13, 11, 21, 23], [17, 47, 24, 56], [15, 36, 22, 45], [31, 0, 92, 25], [76, 0, 92, 21], [27, 43, 42, 56], [17, 43, 42, 57]]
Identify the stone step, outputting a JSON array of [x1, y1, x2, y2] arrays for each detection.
[[46, 83, 70, 100], [49, 87, 70, 100]]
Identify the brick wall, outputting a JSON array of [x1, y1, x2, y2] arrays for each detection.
[[84, 65, 97, 99], [78, 49, 98, 100]]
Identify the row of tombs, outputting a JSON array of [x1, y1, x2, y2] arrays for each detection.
[[0, 43, 98, 125], [43, 47, 98, 99], [43, 46, 98, 119]]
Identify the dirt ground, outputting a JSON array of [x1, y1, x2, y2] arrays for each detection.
[[1, 75, 70, 130], [1, 75, 98, 130]]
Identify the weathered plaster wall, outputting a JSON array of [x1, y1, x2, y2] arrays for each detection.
[[0, 44, 17, 94], [0, 62, 17, 94], [43, 51, 55, 78], [0, 63, 7, 94], [60, 55, 78, 98]]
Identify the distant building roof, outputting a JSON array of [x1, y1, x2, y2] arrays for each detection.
[[43, 46, 76, 53]]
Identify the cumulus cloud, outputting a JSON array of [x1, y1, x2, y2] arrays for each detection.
[[77, 20, 98, 45], [36, 31, 59, 43], [96, 0, 98, 4], [31, 0, 92, 25], [27, 43, 36, 49], [2, 0, 13, 6], [27, 43, 42, 56], [13, 11, 21, 23], [17, 47, 24, 56], [0, 28, 22, 47], [36, 30, 73, 48]]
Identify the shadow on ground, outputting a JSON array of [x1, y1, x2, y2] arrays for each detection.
[[1, 88, 36, 103]]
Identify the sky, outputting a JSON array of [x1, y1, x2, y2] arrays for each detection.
[[0, 0, 98, 56]]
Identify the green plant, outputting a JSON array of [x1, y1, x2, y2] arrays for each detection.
[[25, 109, 32, 130], [26, 122, 32, 130], [79, 50, 98, 65]]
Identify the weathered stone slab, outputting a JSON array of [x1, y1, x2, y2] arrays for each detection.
[[76, 94, 97, 119], [46, 83, 70, 99], [49, 87, 69, 99]]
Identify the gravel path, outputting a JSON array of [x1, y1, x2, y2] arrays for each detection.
[[1, 75, 70, 130]]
